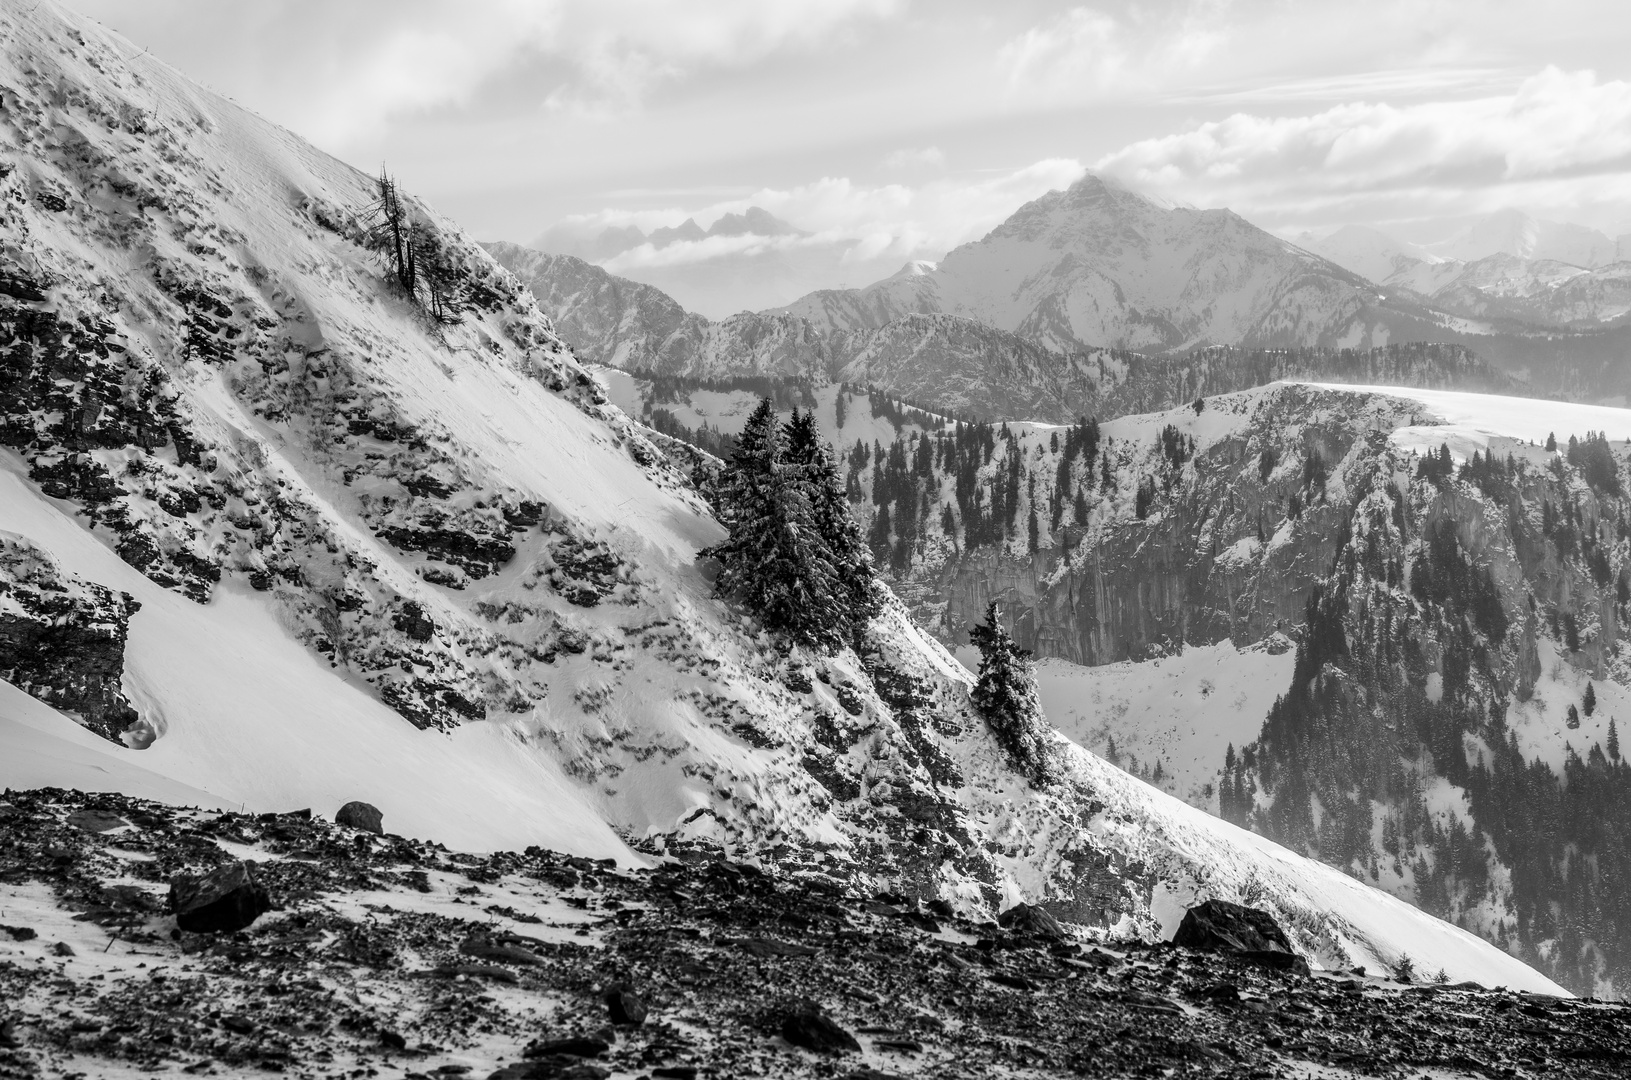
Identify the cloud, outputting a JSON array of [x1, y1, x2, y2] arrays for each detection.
[[555, 158, 1087, 268], [601, 232, 829, 272], [995, 3, 1226, 103], [883, 146, 947, 170], [77, 0, 904, 144], [1095, 67, 1631, 225]]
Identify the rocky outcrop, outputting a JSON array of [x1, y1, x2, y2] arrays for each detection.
[[933, 387, 1396, 663], [169, 860, 273, 933], [0, 533, 142, 743], [1174, 899, 1296, 954], [1, 788, 1606, 1080]]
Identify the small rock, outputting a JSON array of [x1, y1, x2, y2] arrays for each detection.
[[335, 800, 384, 834], [380, 1030, 408, 1050], [1, 925, 37, 942], [221, 1015, 256, 1034], [1240, 949, 1311, 976], [169, 860, 273, 933], [996, 902, 1065, 940], [51, 941, 75, 957], [780, 1000, 860, 1054], [522, 1035, 611, 1059], [461, 935, 547, 967], [67, 808, 129, 833], [603, 981, 647, 1025], [651, 1068, 698, 1080]]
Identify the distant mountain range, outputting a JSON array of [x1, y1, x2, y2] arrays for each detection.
[[529, 205, 900, 318], [535, 206, 806, 264], [1300, 222, 1631, 332], [517, 173, 1631, 405], [490, 242, 1510, 423], [772, 175, 1464, 356]]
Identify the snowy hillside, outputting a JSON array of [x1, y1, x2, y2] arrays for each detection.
[[0, 0, 1566, 994]]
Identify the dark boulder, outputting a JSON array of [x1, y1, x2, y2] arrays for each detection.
[[781, 1000, 860, 1054], [169, 860, 272, 933], [603, 982, 648, 1025], [523, 1035, 611, 1059], [997, 902, 1065, 940], [335, 801, 384, 834], [1173, 899, 1295, 955]]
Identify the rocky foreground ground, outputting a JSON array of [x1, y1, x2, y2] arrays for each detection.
[[0, 789, 1626, 1080]]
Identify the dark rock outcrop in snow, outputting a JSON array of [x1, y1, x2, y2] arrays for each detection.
[[0, 533, 142, 743], [169, 860, 273, 933], [335, 800, 384, 834], [1174, 900, 1296, 955]]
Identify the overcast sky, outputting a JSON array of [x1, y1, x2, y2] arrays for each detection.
[[73, 0, 1631, 264]]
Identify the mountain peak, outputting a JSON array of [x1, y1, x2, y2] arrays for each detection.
[[709, 206, 802, 237]]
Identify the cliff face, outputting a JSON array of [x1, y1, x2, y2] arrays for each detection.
[[928, 387, 1420, 665], [0, 533, 141, 743]]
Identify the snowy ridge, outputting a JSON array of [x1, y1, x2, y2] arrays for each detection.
[[0, 1, 1564, 994]]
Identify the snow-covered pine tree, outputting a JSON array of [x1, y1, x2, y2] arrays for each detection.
[[969, 601, 1060, 787], [785, 407, 881, 639], [705, 400, 876, 653]]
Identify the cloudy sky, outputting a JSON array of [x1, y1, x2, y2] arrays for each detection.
[[74, 0, 1631, 305]]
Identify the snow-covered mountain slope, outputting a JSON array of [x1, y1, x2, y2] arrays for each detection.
[[1297, 225, 1453, 293], [485, 243, 832, 381], [1427, 209, 1620, 268], [1299, 225, 1463, 296], [1305, 225, 1631, 331], [1425, 256, 1631, 329], [776, 174, 1437, 355], [0, 0, 1566, 993]]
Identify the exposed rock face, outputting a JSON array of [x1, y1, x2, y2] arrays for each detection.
[[0, 533, 141, 743], [935, 386, 1397, 665]]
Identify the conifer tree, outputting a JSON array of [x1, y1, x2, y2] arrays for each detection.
[[1609, 717, 1620, 762], [969, 601, 1060, 787], [705, 400, 875, 653], [1583, 682, 1597, 717], [785, 407, 882, 632]]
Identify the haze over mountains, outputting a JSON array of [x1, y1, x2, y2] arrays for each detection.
[[1301, 216, 1631, 334], [532, 204, 904, 318]]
